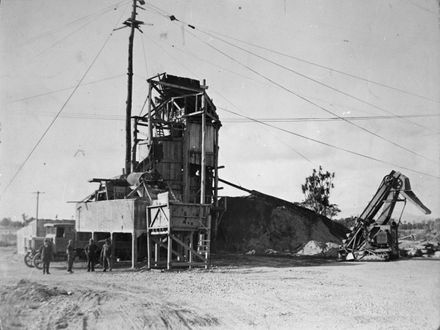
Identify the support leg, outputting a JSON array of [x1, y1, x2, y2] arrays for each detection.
[[167, 234, 172, 270], [147, 231, 151, 269], [189, 232, 193, 270], [131, 231, 137, 269], [154, 242, 159, 267], [111, 232, 116, 268]]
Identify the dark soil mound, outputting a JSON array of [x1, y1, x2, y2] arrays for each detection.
[[214, 194, 349, 253]]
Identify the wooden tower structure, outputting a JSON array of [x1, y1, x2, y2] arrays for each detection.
[[75, 1, 222, 270], [131, 73, 222, 269]]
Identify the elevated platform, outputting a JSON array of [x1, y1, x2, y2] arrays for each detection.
[[147, 194, 211, 269], [76, 199, 148, 233]]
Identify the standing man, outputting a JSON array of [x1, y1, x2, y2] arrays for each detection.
[[39, 238, 53, 275], [66, 239, 75, 273], [100, 238, 112, 272], [85, 238, 97, 272]]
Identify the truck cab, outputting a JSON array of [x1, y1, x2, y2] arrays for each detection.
[[43, 222, 76, 254]]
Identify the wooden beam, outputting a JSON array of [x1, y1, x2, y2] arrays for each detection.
[[200, 88, 206, 204], [153, 80, 205, 93], [170, 234, 205, 261], [151, 237, 181, 259], [131, 230, 137, 269], [189, 231, 193, 270], [146, 229, 151, 269], [125, 183, 143, 198], [147, 83, 153, 155]]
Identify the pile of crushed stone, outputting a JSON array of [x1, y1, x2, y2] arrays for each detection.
[[214, 194, 348, 254], [295, 240, 340, 257]]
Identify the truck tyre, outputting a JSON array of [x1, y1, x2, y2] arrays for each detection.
[[33, 252, 43, 269], [24, 252, 34, 268]]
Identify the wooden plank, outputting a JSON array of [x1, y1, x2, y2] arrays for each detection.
[[189, 231, 193, 270], [153, 80, 204, 93], [201, 96, 206, 204], [170, 234, 205, 261], [167, 233, 172, 270], [146, 229, 151, 269], [154, 242, 159, 266], [131, 231, 137, 269], [170, 261, 207, 266], [151, 237, 181, 259]]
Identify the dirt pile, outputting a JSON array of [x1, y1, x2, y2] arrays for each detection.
[[6, 279, 70, 302], [0, 276, 219, 330], [214, 194, 348, 254]]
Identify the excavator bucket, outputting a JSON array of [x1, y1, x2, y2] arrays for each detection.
[[398, 174, 431, 215]]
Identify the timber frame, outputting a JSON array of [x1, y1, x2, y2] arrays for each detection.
[[76, 73, 222, 269], [134, 73, 221, 269], [147, 194, 211, 269]]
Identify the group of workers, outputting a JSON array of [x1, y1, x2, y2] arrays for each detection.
[[38, 238, 113, 274]]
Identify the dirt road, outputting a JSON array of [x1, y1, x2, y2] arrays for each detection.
[[0, 247, 439, 329]]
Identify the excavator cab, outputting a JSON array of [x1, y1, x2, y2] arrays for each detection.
[[339, 171, 430, 261]]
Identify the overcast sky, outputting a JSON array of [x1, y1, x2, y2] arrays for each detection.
[[1, 0, 439, 222]]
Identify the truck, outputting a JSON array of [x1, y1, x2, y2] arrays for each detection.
[[338, 170, 431, 261], [24, 222, 89, 269]]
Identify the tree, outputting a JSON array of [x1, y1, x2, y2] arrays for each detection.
[[21, 213, 35, 225], [336, 216, 356, 229], [0, 217, 24, 228], [300, 166, 340, 218], [0, 217, 12, 227]]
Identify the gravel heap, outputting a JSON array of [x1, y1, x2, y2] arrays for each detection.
[[214, 194, 348, 254]]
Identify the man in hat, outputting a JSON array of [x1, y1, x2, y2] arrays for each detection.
[[66, 239, 75, 273], [100, 238, 112, 272], [85, 238, 97, 272], [39, 238, 53, 275]]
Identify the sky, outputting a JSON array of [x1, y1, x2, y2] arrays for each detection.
[[1, 0, 439, 222]]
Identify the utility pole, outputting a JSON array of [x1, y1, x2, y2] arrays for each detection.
[[124, 0, 145, 175], [32, 191, 45, 221]]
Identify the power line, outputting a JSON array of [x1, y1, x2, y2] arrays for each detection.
[[138, 32, 311, 163], [13, 110, 439, 123], [211, 88, 313, 163], [220, 107, 440, 180], [18, 0, 130, 48], [212, 85, 439, 178], [34, 6, 120, 58], [205, 29, 439, 104], [7, 74, 125, 104], [185, 29, 437, 164], [131, 4, 438, 178], [407, 0, 438, 15], [140, 29, 150, 77], [140, 10, 439, 173], [160, 38, 270, 87], [143, 8, 437, 163], [146, 2, 438, 104], [2, 10, 127, 195], [141, 34, 198, 75], [145, 4, 438, 135], [152, 23, 436, 123], [217, 113, 440, 123], [198, 30, 438, 134]]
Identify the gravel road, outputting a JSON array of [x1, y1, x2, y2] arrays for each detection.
[[0, 247, 439, 329]]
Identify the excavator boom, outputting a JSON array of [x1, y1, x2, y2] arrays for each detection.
[[339, 171, 430, 261]]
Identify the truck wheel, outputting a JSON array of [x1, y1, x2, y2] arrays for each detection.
[[24, 252, 35, 268], [33, 252, 43, 270]]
